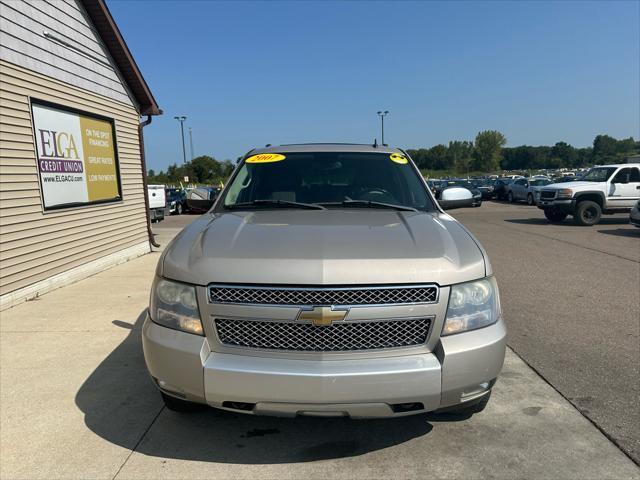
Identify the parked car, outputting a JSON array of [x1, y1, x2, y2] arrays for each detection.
[[186, 187, 220, 213], [507, 177, 552, 205], [142, 144, 506, 418], [166, 188, 188, 215], [471, 179, 495, 199], [425, 180, 438, 196], [630, 200, 640, 228], [147, 184, 165, 223], [493, 178, 514, 200], [538, 163, 640, 225], [554, 175, 580, 183], [436, 180, 482, 207]]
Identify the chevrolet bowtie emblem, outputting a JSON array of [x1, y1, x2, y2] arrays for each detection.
[[298, 306, 348, 326]]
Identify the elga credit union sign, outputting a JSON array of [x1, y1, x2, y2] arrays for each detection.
[[31, 100, 122, 210]]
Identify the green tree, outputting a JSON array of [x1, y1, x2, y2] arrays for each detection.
[[406, 148, 431, 169], [473, 130, 506, 171], [593, 135, 617, 159], [448, 140, 474, 175], [219, 160, 235, 180], [189, 155, 221, 183], [615, 137, 637, 155], [551, 142, 577, 167], [429, 144, 450, 170]]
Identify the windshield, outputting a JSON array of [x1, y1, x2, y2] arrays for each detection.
[[443, 180, 472, 188], [221, 152, 435, 211], [581, 167, 617, 182], [166, 189, 180, 200], [472, 179, 490, 187], [530, 179, 551, 186]]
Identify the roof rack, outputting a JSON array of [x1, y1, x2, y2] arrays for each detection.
[[277, 142, 378, 147]]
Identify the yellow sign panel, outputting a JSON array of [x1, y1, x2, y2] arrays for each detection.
[[80, 116, 119, 202], [390, 153, 408, 164], [246, 153, 286, 164]]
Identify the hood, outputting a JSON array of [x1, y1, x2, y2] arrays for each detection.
[[544, 181, 594, 190], [160, 210, 486, 286]]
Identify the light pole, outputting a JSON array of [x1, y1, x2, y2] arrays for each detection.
[[188, 127, 195, 160], [377, 110, 389, 145], [174, 116, 187, 164]]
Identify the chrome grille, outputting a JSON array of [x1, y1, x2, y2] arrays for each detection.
[[209, 285, 438, 306], [214, 318, 432, 352]]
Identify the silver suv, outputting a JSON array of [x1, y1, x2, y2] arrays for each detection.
[[142, 144, 506, 418]]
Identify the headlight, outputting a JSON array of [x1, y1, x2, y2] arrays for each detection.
[[149, 277, 204, 335], [556, 188, 573, 199], [442, 277, 500, 336]]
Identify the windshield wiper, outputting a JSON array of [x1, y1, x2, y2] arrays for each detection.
[[319, 200, 418, 212], [226, 199, 326, 210]]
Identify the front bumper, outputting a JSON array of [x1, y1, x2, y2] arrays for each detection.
[[149, 207, 165, 221], [537, 198, 574, 213], [142, 314, 506, 418]]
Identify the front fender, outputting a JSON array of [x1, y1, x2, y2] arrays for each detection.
[[573, 190, 605, 205]]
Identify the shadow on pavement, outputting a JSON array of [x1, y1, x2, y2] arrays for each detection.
[[597, 228, 640, 238], [75, 311, 442, 464]]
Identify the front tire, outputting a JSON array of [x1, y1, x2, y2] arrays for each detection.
[[527, 193, 534, 206], [507, 191, 514, 203], [544, 208, 567, 223], [176, 203, 183, 215], [161, 392, 205, 412], [574, 200, 602, 226]]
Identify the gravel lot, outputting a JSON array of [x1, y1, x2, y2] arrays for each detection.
[[158, 202, 640, 463]]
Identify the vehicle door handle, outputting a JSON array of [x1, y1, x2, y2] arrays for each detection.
[[636, 186, 640, 189]]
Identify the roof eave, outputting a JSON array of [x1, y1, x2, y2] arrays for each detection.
[[80, 0, 162, 116]]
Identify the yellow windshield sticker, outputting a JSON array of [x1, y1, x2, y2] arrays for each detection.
[[390, 153, 408, 164], [245, 153, 286, 164]]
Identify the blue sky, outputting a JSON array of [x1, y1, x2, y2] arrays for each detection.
[[107, 1, 640, 171]]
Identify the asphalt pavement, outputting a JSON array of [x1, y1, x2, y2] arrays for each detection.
[[451, 201, 640, 462]]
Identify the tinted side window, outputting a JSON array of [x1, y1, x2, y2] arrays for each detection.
[[612, 168, 639, 183]]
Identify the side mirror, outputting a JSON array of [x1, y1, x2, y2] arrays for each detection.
[[439, 187, 472, 210]]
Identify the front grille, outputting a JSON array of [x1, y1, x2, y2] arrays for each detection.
[[540, 190, 556, 200], [209, 285, 438, 306], [214, 317, 432, 352]]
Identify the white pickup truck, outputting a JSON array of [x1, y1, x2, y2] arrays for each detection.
[[147, 184, 166, 223], [537, 163, 640, 226]]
